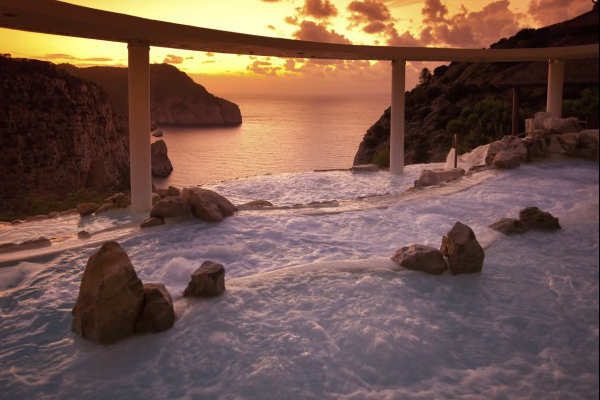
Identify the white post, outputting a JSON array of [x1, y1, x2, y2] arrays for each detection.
[[390, 59, 406, 174], [546, 59, 565, 117], [128, 43, 152, 213]]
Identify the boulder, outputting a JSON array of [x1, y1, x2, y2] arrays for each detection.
[[489, 218, 527, 235], [151, 140, 174, 178], [351, 164, 379, 173], [77, 202, 99, 217], [557, 132, 579, 153], [71, 241, 144, 344], [440, 222, 485, 274], [391, 244, 447, 274], [181, 188, 236, 222], [542, 116, 580, 133], [237, 200, 274, 210], [183, 261, 226, 297], [493, 150, 521, 169], [167, 186, 181, 197], [150, 196, 190, 219], [134, 283, 175, 334], [414, 168, 465, 187], [519, 207, 561, 231], [571, 129, 599, 160], [140, 216, 165, 228]]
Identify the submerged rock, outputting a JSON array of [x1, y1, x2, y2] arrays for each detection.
[[391, 244, 447, 274], [181, 188, 236, 222], [414, 168, 465, 187], [150, 196, 190, 219], [440, 222, 485, 274], [237, 200, 274, 210], [151, 140, 173, 178], [140, 216, 165, 228], [134, 283, 175, 334], [519, 207, 561, 231], [71, 241, 144, 344], [77, 202, 99, 217], [489, 218, 527, 235], [183, 261, 226, 297]]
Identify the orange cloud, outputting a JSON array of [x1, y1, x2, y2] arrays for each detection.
[[298, 0, 338, 19], [163, 54, 184, 64], [293, 20, 351, 44], [528, 0, 591, 25]]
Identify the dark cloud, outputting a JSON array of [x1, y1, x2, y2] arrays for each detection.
[[528, 0, 591, 26], [421, 0, 448, 23], [293, 20, 351, 44], [363, 21, 387, 33], [348, 0, 393, 25], [284, 16, 299, 25], [386, 25, 427, 46], [163, 54, 184, 64], [299, 0, 338, 19]]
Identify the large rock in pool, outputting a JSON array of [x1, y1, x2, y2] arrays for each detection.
[[150, 196, 190, 218], [72, 241, 144, 344], [489, 218, 527, 235], [391, 244, 447, 274], [519, 207, 561, 231], [183, 261, 226, 297], [414, 168, 465, 187], [181, 188, 236, 222], [151, 140, 173, 178], [440, 222, 485, 274], [135, 283, 175, 333]]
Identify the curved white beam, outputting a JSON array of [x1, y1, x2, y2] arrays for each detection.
[[1, 0, 598, 62]]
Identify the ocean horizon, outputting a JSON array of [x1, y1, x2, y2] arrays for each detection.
[[153, 93, 389, 188]]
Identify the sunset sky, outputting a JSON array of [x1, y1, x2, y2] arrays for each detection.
[[0, 0, 593, 96]]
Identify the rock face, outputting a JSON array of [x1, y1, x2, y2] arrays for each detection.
[[151, 140, 174, 178], [519, 207, 561, 230], [62, 63, 242, 127], [183, 261, 226, 297], [353, 10, 598, 167], [391, 244, 447, 274], [134, 283, 175, 334], [71, 241, 144, 344], [181, 188, 237, 222], [0, 57, 130, 217], [414, 168, 465, 187], [440, 222, 485, 274]]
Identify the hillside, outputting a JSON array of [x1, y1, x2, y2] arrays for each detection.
[[354, 8, 599, 167], [60, 63, 242, 127]]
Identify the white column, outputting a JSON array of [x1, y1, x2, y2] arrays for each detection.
[[128, 43, 152, 213], [546, 59, 565, 117], [390, 59, 406, 175]]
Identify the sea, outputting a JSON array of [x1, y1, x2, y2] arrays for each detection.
[[152, 93, 389, 187]]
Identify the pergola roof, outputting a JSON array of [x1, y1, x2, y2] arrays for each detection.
[[1, 0, 598, 62]]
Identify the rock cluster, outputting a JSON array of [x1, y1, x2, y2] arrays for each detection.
[[391, 221, 484, 275], [71, 241, 175, 344], [76, 192, 130, 217], [490, 206, 561, 235]]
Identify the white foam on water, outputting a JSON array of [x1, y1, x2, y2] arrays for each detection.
[[0, 160, 597, 399]]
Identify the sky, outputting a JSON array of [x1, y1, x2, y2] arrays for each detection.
[[0, 0, 594, 96]]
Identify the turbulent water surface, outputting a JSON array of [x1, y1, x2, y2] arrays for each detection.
[[0, 160, 598, 399]]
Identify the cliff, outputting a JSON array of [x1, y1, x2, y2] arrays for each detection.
[[0, 56, 130, 219], [354, 9, 599, 167], [60, 63, 242, 127]]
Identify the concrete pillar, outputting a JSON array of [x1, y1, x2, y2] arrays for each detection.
[[546, 59, 565, 117], [390, 59, 406, 175], [128, 43, 152, 213]]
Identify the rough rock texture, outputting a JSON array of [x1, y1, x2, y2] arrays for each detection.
[[134, 283, 175, 334], [140, 216, 165, 228], [71, 241, 144, 344], [391, 244, 447, 274], [181, 188, 237, 222], [353, 10, 598, 167], [77, 202, 99, 217], [493, 150, 521, 169], [150, 196, 190, 219], [440, 222, 485, 274], [183, 261, 226, 297], [414, 168, 465, 187], [151, 140, 174, 178], [61, 63, 242, 127], [489, 218, 527, 235], [519, 207, 561, 230], [0, 57, 130, 216]]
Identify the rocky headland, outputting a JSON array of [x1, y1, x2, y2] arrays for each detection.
[[354, 9, 599, 167]]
